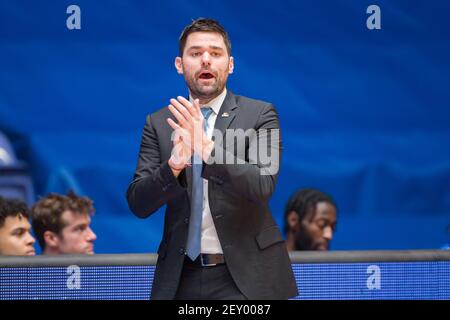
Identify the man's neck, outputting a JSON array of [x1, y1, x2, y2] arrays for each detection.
[[190, 88, 226, 106], [286, 232, 295, 251], [43, 247, 60, 255]]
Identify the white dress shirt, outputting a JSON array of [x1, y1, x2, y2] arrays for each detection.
[[189, 88, 227, 254]]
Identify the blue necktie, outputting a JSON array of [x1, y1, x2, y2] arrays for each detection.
[[186, 107, 214, 260]]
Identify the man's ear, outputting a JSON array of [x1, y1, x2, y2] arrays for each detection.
[[228, 56, 234, 74], [287, 211, 299, 230], [175, 57, 183, 74], [43, 230, 59, 248]]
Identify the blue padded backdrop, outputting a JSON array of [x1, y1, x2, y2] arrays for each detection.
[[1, 0, 449, 253]]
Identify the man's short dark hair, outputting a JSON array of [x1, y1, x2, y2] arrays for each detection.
[[178, 18, 231, 56], [283, 188, 336, 234], [0, 196, 29, 228], [31, 191, 95, 250]]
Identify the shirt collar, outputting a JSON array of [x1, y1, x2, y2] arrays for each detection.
[[189, 88, 227, 115]]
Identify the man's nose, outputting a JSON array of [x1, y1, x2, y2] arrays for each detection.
[[201, 52, 211, 65], [26, 232, 36, 246], [86, 227, 97, 242], [323, 226, 333, 241]]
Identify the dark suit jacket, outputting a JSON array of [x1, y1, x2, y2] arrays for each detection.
[[126, 91, 298, 299]]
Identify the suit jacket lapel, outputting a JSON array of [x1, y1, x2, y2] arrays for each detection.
[[214, 90, 238, 139]]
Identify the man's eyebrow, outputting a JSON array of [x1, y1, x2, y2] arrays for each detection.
[[209, 46, 224, 51], [71, 223, 88, 229], [187, 45, 225, 51], [11, 227, 26, 234], [187, 45, 201, 50]]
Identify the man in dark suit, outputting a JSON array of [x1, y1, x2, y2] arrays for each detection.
[[126, 18, 297, 300]]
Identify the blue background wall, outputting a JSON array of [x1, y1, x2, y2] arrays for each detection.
[[1, 0, 449, 252]]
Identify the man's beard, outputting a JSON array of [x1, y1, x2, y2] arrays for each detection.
[[294, 228, 315, 251], [294, 225, 329, 251], [185, 74, 224, 101]]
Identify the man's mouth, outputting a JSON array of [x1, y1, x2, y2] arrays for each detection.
[[26, 250, 36, 256], [198, 71, 215, 80], [314, 241, 329, 251]]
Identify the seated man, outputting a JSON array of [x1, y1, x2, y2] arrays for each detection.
[[0, 196, 36, 256], [31, 191, 97, 254], [284, 188, 337, 251]]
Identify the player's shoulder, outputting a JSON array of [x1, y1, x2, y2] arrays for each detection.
[[233, 93, 273, 111], [145, 105, 171, 125]]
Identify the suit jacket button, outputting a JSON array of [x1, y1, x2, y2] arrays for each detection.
[[184, 217, 189, 224], [179, 248, 185, 255]]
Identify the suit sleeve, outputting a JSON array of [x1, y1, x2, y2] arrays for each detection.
[[126, 115, 185, 218], [202, 103, 281, 203]]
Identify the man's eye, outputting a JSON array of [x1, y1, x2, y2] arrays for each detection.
[[13, 230, 24, 237], [191, 52, 201, 57], [316, 221, 327, 229], [211, 52, 220, 57]]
